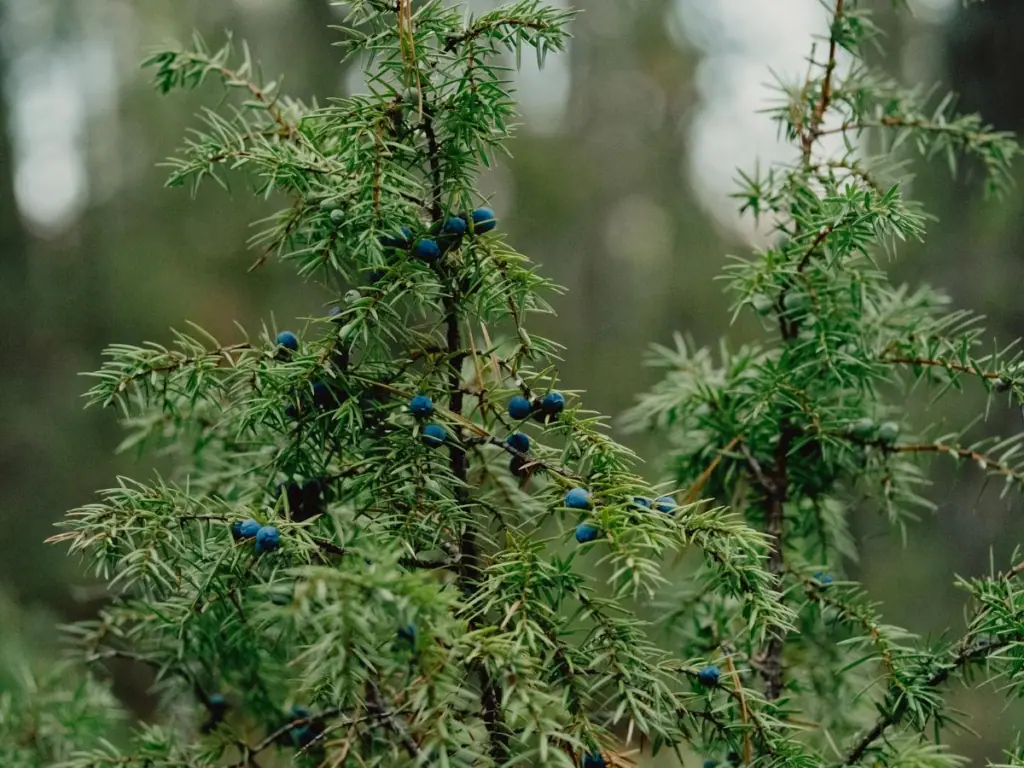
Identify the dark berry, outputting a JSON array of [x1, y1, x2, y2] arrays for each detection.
[[877, 421, 900, 444], [276, 331, 299, 353], [564, 487, 592, 510], [506, 432, 530, 454], [380, 227, 413, 249], [397, 623, 416, 643], [470, 207, 497, 234], [230, 520, 245, 540], [255, 525, 280, 554], [312, 381, 341, 411], [582, 752, 606, 768], [201, 693, 228, 734], [422, 423, 447, 448], [995, 377, 1012, 393], [278, 481, 304, 516], [697, 664, 721, 686], [409, 394, 434, 418], [813, 571, 833, 586], [632, 496, 652, 510], [238, 519, 261, 539], [533, 391, 565, 423], [298, 479, 327, 521], [575, 522, 600, 544], [510, 454, 530, 479], [508, 395, 533, 420], [655, 495, 676, 514], [413, 238, 442, 262], [285, 404, 299, 421], [288, 706, 323, 748], [443, 216, 467, 236], [704, 760, 718, 768]]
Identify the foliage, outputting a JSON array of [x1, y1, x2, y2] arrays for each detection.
[[623, 0, 1024, 766], [27, 0, 1024, 767], [0, 592, 122, 767]]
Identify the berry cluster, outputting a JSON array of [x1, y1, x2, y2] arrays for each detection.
[[408, 394, 448, 448], [508, 391, 565, 424], [230, 518, 281, 554], [848, 417, 900, 444], [378, 206, 498, 265], [570, 487, 679, 545]]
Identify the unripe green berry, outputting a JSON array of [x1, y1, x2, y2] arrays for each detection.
[[849, 417, 876, 439], [330, 208, 345, 226], [877, 421, 900, 444], [783, 291, 811, 313], [751, 293, 774, 315]]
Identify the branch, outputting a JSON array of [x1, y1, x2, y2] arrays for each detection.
[[801, 0, 844, 161], [444, 17, 556, 53], [890, 441, 1024, 486], [839, 561, 1024, 765], [879, 353, 1001, 380]]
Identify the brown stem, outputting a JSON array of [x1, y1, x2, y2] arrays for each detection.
[[890, 442, 1024, 485], [879, 354, 1001, 380], [758, 426, 792, 700], [801, 0, 844, 162], [756, 0, 847, 699], [417, 82, 511, 758], [840, 562, 1024, 765]]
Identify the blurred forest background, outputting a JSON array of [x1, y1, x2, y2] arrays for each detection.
[[1, 0, 1023, 763]]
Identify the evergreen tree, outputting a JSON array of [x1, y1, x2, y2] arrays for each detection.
[[33, 0, 1024, 767]]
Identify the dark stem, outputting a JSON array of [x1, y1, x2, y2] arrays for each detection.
[[757, 0, 847, 700], [840, 561, 1024, 765], [840, 639, 1007, 766], [758, 426, 792, 700], [419, 89, 511, 760]]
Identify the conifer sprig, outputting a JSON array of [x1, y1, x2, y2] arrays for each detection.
[[48, 2, 791, 766], [32, 0, 1024, 766], [630, 0, 1024, 765]]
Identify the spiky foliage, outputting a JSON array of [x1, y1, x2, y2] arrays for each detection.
[[625, 1, 1024, 766], [0, 592, 123, 767], [45, 2, 794, 767]]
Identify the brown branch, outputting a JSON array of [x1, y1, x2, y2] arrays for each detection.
[[683, 436, 742, 504], [109, 342, 254, 396], [890, 442, 1024, 485], [444, 17, 555, 53], [415, 82, 511, 759], [817, 115, 997, 145], [756, 0, 847, 700], [879, 354, 1001, 380], [801, 0, 844, 162], [839, 561, 1024, 766], [214, 64, 295, 138]]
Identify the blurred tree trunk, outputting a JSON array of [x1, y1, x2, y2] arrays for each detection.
[[0, 9, 27, 292], [946, 0, 1024, 133]]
